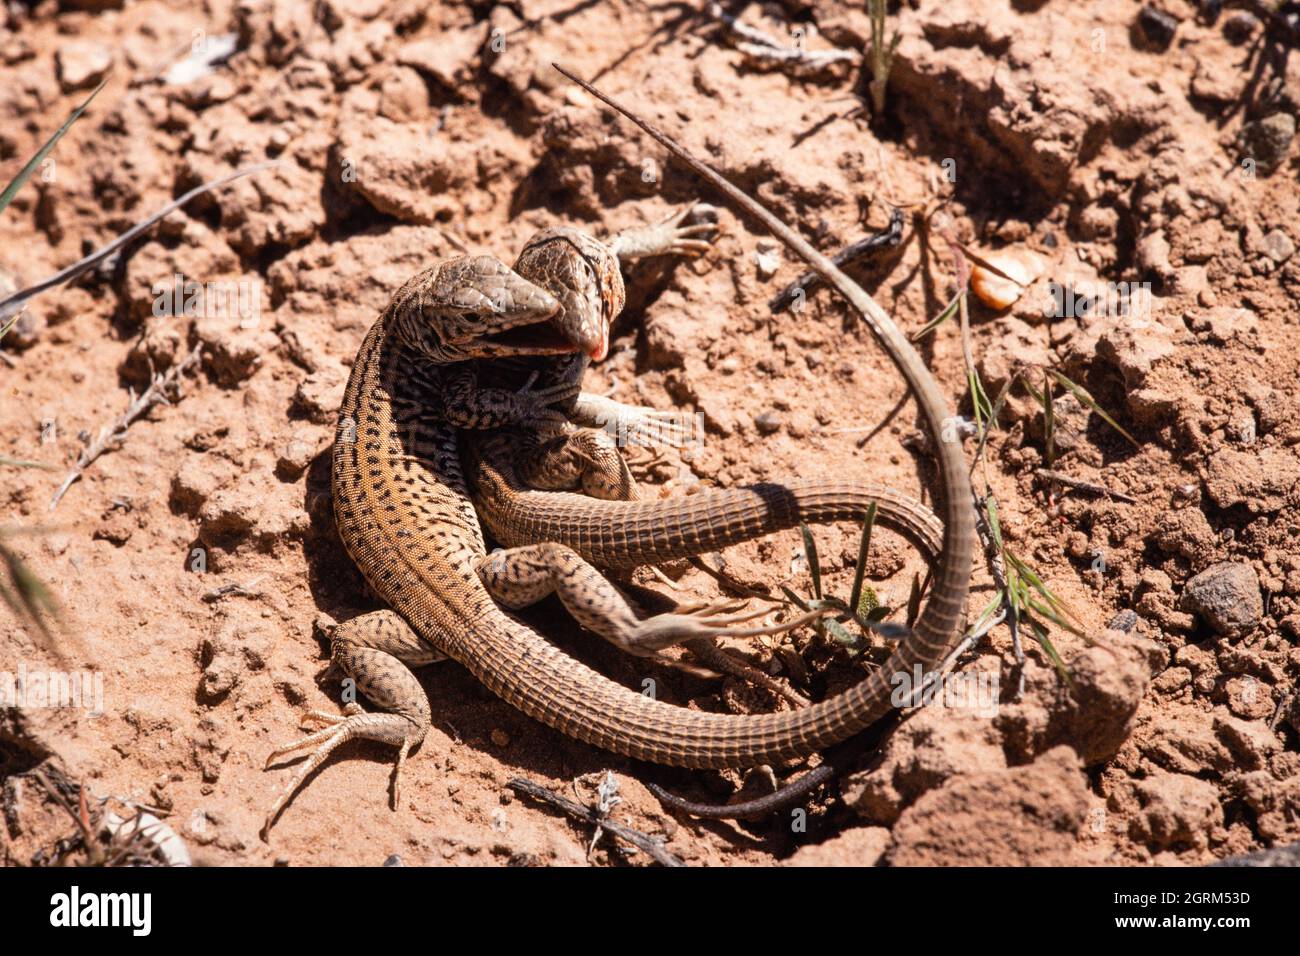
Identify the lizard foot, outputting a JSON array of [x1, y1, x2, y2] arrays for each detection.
[[512, 370, 579, 429], [261, 706, 423, 839], [608, 203, 720, 262], [622, 600, 834, 656]]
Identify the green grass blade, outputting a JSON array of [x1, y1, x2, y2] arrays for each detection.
[[799, 524, 822, 600], [0, 77, 107, 216], [1027, 615, 1072, 684], [984, 497, 1004, 553], [779, 585, 811, 611], [1047, 369, 1139, 447], [905, 572, 923, 629], [1041, 367, 1055, 468], [911, 291, 961, 341], [847, 502, 877, 619]]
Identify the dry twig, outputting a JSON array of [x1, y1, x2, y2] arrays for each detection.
[[506, 777, 684, 867], [50, 345, 203, 510]]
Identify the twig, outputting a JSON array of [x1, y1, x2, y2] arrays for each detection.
[[1034, 468, 1137, 504], [50, 345, 203, 510], [769, 208, 904, 313], [706, 2, 860, 71], [506, 777, 685, 867], [202, 576, 267, 602]]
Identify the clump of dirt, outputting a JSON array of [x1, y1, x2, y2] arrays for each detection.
[[2, 0, 1298, 866]]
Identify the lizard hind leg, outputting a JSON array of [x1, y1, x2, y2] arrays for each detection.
[[261, 611, 440, 838], [517, 427, 640, 501], [475, 544, 830, 657]]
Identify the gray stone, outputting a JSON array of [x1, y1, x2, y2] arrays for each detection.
[[1181, 562, 1263, 636]]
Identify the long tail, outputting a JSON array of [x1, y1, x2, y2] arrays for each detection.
[[471, 444, 944, 568]]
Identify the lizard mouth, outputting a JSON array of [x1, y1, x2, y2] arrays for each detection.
[[482, 319, 583, 355], [482, 316, 607, 359]]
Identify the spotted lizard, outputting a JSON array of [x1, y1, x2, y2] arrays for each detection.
[[261, 68, 974, 836]]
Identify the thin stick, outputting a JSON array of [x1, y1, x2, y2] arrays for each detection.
[[1034, 468, 1137, 503], [506, 777, 685, 867], [706, 2, 860, 70], [50, 345, 203, 510]]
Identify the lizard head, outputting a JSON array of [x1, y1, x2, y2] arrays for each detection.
[[513, 227, 625, 362], [392, 254, 586, 363]]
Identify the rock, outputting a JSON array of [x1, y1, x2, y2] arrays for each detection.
[[753, 240, 781, 279], [785, 827, 891, 867], [753, 411, 782, 435], [55, 41, 113, 92], [1203, 447, 1300, 514], [1258, 228, 1295, 264], [1213, 714, 1279, 769], [1140, 709, 1233, 774], [1063, 635, 1157, 765], [195, 317, 278, 386], [276, 432, 324, 481], [396, 26, 485, 90], [333, 111, 524, 225], [997, 634, 1157, 766], [1181, 562, 1263, 636], [1136, 6, 1179, 51], [377, 66, 429, 123], [1223, 675, 1272, 720], [293, 367, 347, 425], [1097, 317, 1175, 387], [886, 747, 1090, 866], [1240, 113, 1295, 175], [843, 703, 1006, 824], [1127, 772, 1220, 851], [1228, 771, 1300, 846], [1223, 11, 1261, 45], [170, 456, 239, 516], [1151, 507, 1217, 563], [978, 316, 1052, 398]]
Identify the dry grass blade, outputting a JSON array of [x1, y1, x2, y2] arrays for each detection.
[[506, 777, 684, 866], [0, 535, 59, 639], [0, 160, 279, 318]]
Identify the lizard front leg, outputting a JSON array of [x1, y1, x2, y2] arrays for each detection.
[[438, 364, 576, 431], [262, 610, 444, 837], [607, 202, 719, 264], [475, 544, 828, 656], [513, 426, 640, 501]]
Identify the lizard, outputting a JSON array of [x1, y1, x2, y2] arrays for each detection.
[[462, 66, 977, 817], [261, 69, 974, 836]]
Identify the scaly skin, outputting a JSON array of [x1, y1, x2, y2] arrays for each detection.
[[261, 72, 973, 835]]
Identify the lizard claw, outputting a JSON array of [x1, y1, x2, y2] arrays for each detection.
[[513, 372, 578, 428], [261, 708, 423, 840]]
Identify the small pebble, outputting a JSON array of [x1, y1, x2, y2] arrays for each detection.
[[1137, 5, 1179, 51], [1223, 11, 1259, 44], [754, 411, 782, 435], [490, 728, 510, 747]]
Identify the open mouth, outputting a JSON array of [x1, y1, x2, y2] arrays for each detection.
[[482, 318, 581, 354], [482, 316, 606, 359]]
